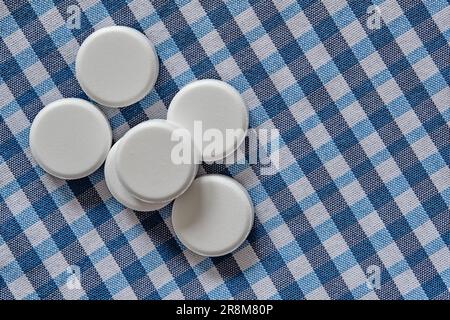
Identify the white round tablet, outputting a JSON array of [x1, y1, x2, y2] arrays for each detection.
[[105, 142, 169, 212], [115, 119, 199, 203], [172, 174, 254, 257], [29, 98, 112, 180], [167, 79, 248, 162], [76, 26, 159, 108]]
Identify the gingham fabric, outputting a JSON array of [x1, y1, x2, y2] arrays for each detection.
[[0, 0, 449, 300]]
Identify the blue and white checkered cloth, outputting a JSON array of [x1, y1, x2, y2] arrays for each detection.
[[1, 0, 449, 300]]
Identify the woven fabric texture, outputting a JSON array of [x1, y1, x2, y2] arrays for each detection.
[[0, 0, 449, 299]]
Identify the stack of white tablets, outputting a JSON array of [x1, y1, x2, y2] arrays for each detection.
[[29, 26, 254, 257]]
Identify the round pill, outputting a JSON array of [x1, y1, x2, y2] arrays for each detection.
[[29, 98, 112, 180], [76, 26, 159, 108], [172, 174, 254, 257], [105, 142, 169, 212], [167, 79, 248, 162], [115, 119, 198, 203]]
